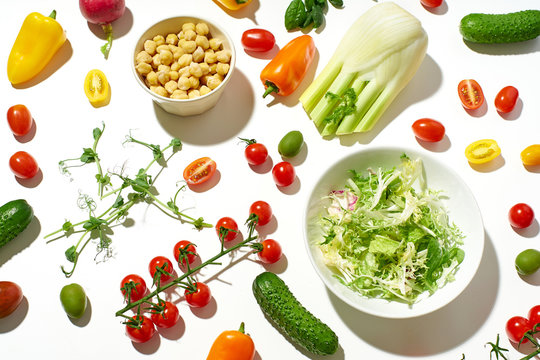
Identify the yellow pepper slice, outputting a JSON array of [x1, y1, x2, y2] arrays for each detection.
[[465, 139, 501, 164], [214, 0, 252, 10], [7, 10, 66, 85], [84, 69, 111, 108]]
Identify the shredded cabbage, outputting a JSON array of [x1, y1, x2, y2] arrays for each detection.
[[318, 155, 464, 304]]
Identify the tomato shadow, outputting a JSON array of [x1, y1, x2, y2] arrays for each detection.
[[86, 7, 133, 41], [156, 315, 186, 341], [153, 69, 254, 146], [276, 175, 301, 195], [328, 231, 498, 356], [464, 100, 488, 118], [415, 135, 451, 153], [15, 168, 43, 188], [282, 141, 308, 166], [512, 219, 540, 238], [249, 156, 274, 174], [13, 120, 37, 143], [132, 330, 161, 354], [11, 40, 72, 89], [259, 252, 288, 275], [0, 216, 41, 267], [189, 296, 218, 319], [498, 98, 523, 121], [422, 1, 448, 15], [468, 155, 505, 172], [519, 269, 540, 287], [68, 297, 92, 327], [524, 164, 540, 173], [255, 216, 278, 238], [0, 296, 28, 333], [186, 170, 221, 193]]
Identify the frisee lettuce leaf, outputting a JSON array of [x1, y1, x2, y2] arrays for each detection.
[[318, 156, 464, 304]]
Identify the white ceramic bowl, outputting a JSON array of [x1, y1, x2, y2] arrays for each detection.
[[132, 16, 236, 117], [304, 147, 484, 318]]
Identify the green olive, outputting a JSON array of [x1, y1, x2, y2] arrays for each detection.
[[515, 249, 540, 275], [278, 130, 304, 158], [60, 283, 87, 319]]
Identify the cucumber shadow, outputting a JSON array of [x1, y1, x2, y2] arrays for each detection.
[[0, 216, 41, 268], [463, 37, 540, 55]]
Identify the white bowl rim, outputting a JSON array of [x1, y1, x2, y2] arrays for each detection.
[[303, 145, 485, 319]]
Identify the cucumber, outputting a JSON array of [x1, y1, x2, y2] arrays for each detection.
[[460, 10, 540, 43], [0, 199, 34, 248], [252, 271, 338, 355]]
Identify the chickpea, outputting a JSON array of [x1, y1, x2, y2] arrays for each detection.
[[171, 90, 189, 100], [152, 54, 161, 67], [171, 62, 181, 71], [177, 30, 184, 40], [157, 64, 171, 73], [209, 63, 218, 74], [204, 50, 217, 64], [178, 54, 193, 68], [188, 89, 201, 99], [216, 50, 231, 63], [199, 85, 211, 96], [181, 40, 197, 54], [178, 38, 187, 48], [172, 47, 185, 60], [156, 44, 170, 53], [195, 35, 210, 50], [188, 76, 200, 89], [146, 71, 158, 86], [192, 46, 205, 63], [182, 23, 196, 32], [144, 40, 157, 55], [200, 62, 210, 75], [157, 71, 170, 85], [136, 62, 152, 76], [160, 49, 173, 65], [189, 62, 203, 78], [136, 50, 152, 64], [207, 75, 222, 90], [165, 80, 178, 94], [153, 35, 165, 46], [169, 70, 180, 81], [166, 33, 179, 45], [178, 76, 191, 91], [214, 73, 224, 82], [216, 63, 230, 76], [209, 38, 222, 51], [179, 66, 191, 78], [195, 22, 210, 36], [152, 86, 168, 97], [200, 74, 211, 86], [183, 29, 196, 41]]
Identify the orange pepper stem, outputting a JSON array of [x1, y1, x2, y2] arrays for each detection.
[[49, 10, 57, 19], [262, 81, 279, 98], [238, 322, 246, 334]]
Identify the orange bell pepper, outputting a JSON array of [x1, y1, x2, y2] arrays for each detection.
[[261, 34, 316, 98], [214, 0, 252, 11], [7, 10, 66, 85], [206, 322, 255, 360]]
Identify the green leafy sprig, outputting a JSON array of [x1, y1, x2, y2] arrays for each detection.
[[284, 0, 343, 31]]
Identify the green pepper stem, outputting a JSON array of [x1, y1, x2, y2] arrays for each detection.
[[49, 10, 57, 19], [262, 81, 279, 98]]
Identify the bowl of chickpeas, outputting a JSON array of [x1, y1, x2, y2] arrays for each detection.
[[133, 16, 235, 116]]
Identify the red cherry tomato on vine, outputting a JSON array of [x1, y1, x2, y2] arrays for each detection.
[[257, 239, 282, 264], [241, 29, 276, 52], [495, 86, 519, 113], [126, 315, 156, 343], [183, 157, 216, 185], [215, 217, 239, 242], [272, 161, 295, 187], [150, 300, 180, 328], [458, 79, 484, 110], [506, 316, 531, 344], [185, 282, 211, 308], [7, 104, 33, 137], [508, 203, 534, 229], [242, 139, 268, 166], [148, 256, 174, 283], [411, 118, 445, 142], [420, 0, 443, 7], [120, 274, 147, 303], [249, 201, 272, 226], [173, 240, 197, 267], [9, 151, 39, 179], [528, 305, 540, 329]]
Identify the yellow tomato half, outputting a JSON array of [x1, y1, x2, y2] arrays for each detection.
[[521, 145, 540, 166], [84, 69, 110, 107], [465, 139, 501, 164]]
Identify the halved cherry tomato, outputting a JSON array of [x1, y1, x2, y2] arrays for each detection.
[[185, 282, 211, 308], [9, 151, 39, 179], [84, 69, 110, 107], [126, 315, 156, 343], [173, 240, 198, 267], [215, 217, 239, 242], [150, 300, 180, 328], [508, 203, 534, 229], [458, 79, 484, 110], [521, 145, 540, 166], [464, 139, 501, 164], [241, 29, 276, 52], [411, 118, 445, 142], [120, 274, 147, 303], [183, 157, 217, 185], [420, 0, 443, 7], [272, 161, 295, 187], [7, 104, 33, 136], [249, 201, 272, 226], [148, 256, 174, 283], [495, 86, 519, 113], [506, 316, 531, 344], [257, 239, 282, 264]]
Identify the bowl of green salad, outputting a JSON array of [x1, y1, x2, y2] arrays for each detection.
[[304, 147, 484, 318]]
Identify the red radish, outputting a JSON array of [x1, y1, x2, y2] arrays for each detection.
[[79, 0, 126, 59]]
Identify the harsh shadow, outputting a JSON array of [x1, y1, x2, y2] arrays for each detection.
[[13, 120, 37, 143], [416, 135, 451, 153], [0, 216, 41, 267], [15, 168, 43, 188], [463, 37, 540, 55], [86, 7, 133, 40], [0, 296, 28, 333], [468, 155, 505, 172], [498, 98, 523, 121], [68, 297, 92, 327]]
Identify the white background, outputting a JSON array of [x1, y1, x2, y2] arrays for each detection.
[[2, 0, 540, 359]]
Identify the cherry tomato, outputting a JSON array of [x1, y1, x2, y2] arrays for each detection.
[[506, 316, 531, 344], [173, 240, 198, 267], [272, 161, 295, 187], [126, 315, 156, 343], [148, 256, 174, 283], [215, 217, 239, 242], [495, 86, 519, 113], [411, 118, 445, 142], [185, 282, 211, 308], [508, 203, 535, 229], [458, 79, 484, 110], [183, 157, 216, 185], [7, 104, 33, 136], [464, 139, 501, 164], [0, 281, 23, 318], [249, 201, 272, 226], [241, 29, 276, 52], [120, 274, 147, 303], [84, 69, 110, 107], [241, 138, 268, 166], [521, 145, 540, 166], [257, 239, 282, 264], [150, 300, 180, 328], [420, 0, 443, 7], [528, 305, 540, 329], [9, 151, 39, 179]]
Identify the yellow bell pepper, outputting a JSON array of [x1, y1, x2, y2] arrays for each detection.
[[213, 0, 252, 11], [7, 10, 67, 85]]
